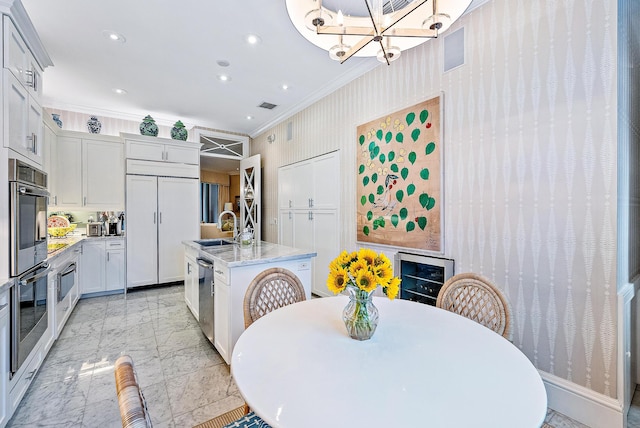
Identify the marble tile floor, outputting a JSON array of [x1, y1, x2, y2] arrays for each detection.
[[4, 283, 628, 428], [7, 285, 244, 428]]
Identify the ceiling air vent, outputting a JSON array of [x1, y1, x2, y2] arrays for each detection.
[[258, 102, 278, 110]]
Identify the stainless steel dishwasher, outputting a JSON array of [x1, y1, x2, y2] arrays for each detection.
[[197, 257, 215, 344]]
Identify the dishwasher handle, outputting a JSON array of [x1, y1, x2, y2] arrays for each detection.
[[196, 258, 214, 269]]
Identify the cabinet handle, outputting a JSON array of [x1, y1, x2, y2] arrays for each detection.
[[25, 69, 34, 88], [310, 198, 314, 208], [289, 200, 292, 208], [289, 211, 292, 220], [33, 69, 38, 92], [159, 212, 162, 224], [107, 252, 110, 262], [153, 212, 157, 224], [33, 133, 37, 154], [83, 196, 87, 206], [53, 196, 57, 205], [27, 133, 36, 152], [187, 263, 191, 275]]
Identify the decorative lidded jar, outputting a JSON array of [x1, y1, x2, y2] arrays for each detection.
[[52, 113, 63, 128], [139, 115, 159, 137], [87, 116, 102, 134], [170, 120, 188, 141]]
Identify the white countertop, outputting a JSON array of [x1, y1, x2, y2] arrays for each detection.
[[183, 240, 316, 268], [231, 296, 547, 428]]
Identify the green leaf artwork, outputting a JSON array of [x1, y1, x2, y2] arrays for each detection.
[[360, 195, 367, 206], [379, 153, 386, 164], [368, 141, 376, 152], [376, 129, 383, 140], [396, 190, 404, 203], [420, 109, 428, 124], [408, 152, 416, 164], [359, 135, 365, 145], [388, 151, 395, 161], [385, 131, 392, 143], [406, 112, 415, 125], [390, 164, 399, 173], [363, 226, 369, 235], [396, 133, 404, 143], [407, 183, 416, 195], [411, 128, 420, 142], [363, 176, 369, 186], [426, 142, 436, 155], [401, 167, 409, 180], [420, 168, 430, 180], [377, 185, 384, 195], [419, 193, 429, 208], [367, 211, 373, 220], [406, 221, 415, 232], [391, 214, 399, 227], [372, 173, 378, 183], [371, 146, 380, 158], [399, 207, 408, 220], [359, 164, 366, 174], [426, 197, 436, 210], [417, 217, 427, 230], [368, 193, 375, 203]]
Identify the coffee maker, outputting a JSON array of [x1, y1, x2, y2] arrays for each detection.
[[106, 212, 124, 236]]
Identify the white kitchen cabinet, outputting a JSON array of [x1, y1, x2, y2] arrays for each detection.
[[125, 137, 200, 164], [43, 120, 58, 202], [3, 16, 42, 102], [105, 240, 125, 291], [213, 264, 231, 364], [0, 287, 9, 428], [184, 247, 199, 318], [278, 151, 340, 296], [79, 240, 105, 295], [49, 248, 79, 340], [80, 238, 125, 295], [127, 175, 199, 288], [53, 136, 82, 207], [4, 71, 43, 166], [51, 132, 124, 210]]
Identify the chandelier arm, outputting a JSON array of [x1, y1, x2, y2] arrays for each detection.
[[380, 0, 430, 35], [339, 34, 375, 64], [385, 28, 438, 38], [317, 26, 376, 36], [378, 39, 390, 66], [364, 0, 382, 36]]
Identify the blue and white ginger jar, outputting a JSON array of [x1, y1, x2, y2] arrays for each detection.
[[140, 115, 159, 137], [87, 116, 102, 134]]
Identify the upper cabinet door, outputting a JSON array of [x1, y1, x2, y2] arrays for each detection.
[[311, 151, 339, 209], [55, 137, 83, 207], [3, 17, 29, 85], [4, 72, 28, 155], [126, 140, 164, 162], [83, 139, 125, 209]]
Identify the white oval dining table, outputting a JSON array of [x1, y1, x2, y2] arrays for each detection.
[[231, 296, 547, 428]]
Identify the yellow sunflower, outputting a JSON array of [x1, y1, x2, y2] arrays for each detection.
[[357, 248, 378, 266], [355, 269, 377, 293], [374, 263, 393, 284], [327, 267, 348, 294], [348, 258, 370, 280], [384, 276, 401, 300]]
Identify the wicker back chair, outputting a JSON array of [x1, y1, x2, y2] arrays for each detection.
[[436, 273, 512, 340], [114, 355, 152, 428], [243, 267, 306, 328]]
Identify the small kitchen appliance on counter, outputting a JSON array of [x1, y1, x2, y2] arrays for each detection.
[[86, 222, 103, 237]]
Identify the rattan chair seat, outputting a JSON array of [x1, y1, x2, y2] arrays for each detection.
[[436, 273, 512, 340]]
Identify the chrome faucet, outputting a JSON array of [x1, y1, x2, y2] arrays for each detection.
[[217, 210, 238, 240]]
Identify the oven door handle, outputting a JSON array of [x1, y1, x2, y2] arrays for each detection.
[[17, 185, 49, 198], [59, 262, 77, 277], [19, 264, 51, 286]]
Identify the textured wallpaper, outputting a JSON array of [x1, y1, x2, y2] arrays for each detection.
[[252, 0, 618, 397]]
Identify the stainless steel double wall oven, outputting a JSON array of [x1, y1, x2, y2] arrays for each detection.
[[8, 158, 50, 378]]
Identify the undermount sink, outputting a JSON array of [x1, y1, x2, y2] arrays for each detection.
[[195, 239, 235, 247]]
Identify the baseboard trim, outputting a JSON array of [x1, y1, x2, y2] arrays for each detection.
[[541, 371, 623, 428]]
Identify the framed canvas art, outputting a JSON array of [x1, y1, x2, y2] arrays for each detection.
[[356, 95, 443, 252]]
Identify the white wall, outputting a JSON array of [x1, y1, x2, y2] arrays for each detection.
[[252, 0, 619, 400]]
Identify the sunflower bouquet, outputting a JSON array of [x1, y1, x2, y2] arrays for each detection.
[[327, 248, 401, 340]]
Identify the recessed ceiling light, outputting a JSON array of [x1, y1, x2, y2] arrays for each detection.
[[282, 84, 289, 90], [246, 115, 254, 120], [113, 88, 127, 95], [217, 60, 230, 67], [246, 34, 262, 45], [218, 74, 231, 82], [102, 30, 126, 43]]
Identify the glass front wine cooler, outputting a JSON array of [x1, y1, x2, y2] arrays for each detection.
[[394, 252, 454, 306]]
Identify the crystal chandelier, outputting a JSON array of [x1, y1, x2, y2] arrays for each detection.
[[286, 0, 472, 65]]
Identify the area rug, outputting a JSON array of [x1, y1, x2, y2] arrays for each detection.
[[192, 406, 247, 428]]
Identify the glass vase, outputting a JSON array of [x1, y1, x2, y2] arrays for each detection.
[[342, 286, 378, 340]]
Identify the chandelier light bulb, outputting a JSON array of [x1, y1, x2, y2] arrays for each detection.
[[337, 10, 344, 26], [329, 42, 351, 61]]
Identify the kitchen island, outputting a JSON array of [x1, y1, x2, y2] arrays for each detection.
[[183, 239, 316, 364]]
